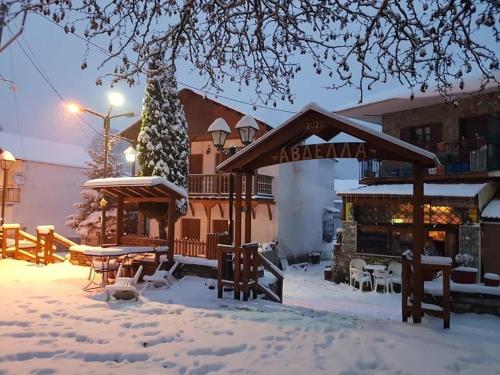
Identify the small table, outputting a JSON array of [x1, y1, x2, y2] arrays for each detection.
[[363, 264, 387, 273]]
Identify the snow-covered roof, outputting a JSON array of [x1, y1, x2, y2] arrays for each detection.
[[84, 176, 188, 198], [324, 206, 340, 213], [335, 179, 363, 193], [337, 183, 487, 198], [0, 131, 90, 168], [482, 199, 500, 219]]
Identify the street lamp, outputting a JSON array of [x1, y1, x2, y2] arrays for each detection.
[[67, 92, 136, 245], [0, 150, 16, 226], [208, 115, 258, 241], [123, 146, 138, 176]]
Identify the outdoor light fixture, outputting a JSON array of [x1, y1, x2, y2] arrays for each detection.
[[123, 146, 138, 176], [108, 92, 125, 107], [0, 150, 16, 226], [66, 94, 136, 245], [208, 118, 231, 150], [235, 114, 259, 146]]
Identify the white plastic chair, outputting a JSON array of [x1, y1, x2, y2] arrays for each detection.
[[105, 264, 143, 301], [349, 259, 367, 286], [351, 269, 372, 291], [373, 270, 392, 293], [389, 261, 402, 292], [142, 261, 179, 291]]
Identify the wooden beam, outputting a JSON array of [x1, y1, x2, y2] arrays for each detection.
[[123, 197, 170, 203], [116, 196, 124, 245], [244, 173, 253, 243], [217, 202, 224, 218], [251, 202, 259, 220], [203, 202, 216, 234], [412, 163, 424, 324], [266, 202, 273, 221], [167, 197, 176, 262], [234, 173, 243, 300], [189, 202, 195, 216]]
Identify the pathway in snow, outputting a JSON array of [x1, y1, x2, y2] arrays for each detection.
[[0, 260, 499, 375]]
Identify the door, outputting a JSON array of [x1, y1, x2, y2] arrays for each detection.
[[483, 224, 500, 275], [189, 154, 203, 174], [182, 218, 201, 239]]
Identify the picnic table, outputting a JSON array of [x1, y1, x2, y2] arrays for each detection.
[[70, 245, 168, 291]]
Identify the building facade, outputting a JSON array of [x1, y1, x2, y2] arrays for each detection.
[[120, 89, 278, 254], [333, 89, 500, 280]]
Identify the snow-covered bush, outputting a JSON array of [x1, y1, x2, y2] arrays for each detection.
[[455, 252, 474, 268]]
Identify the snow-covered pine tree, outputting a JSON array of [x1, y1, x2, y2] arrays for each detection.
[[66, 134, 124, 240], [137, 46, 189, 216]]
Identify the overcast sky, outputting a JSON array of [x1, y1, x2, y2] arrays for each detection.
[[0, 12, 496, 149]]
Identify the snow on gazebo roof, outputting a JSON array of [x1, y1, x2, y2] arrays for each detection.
[[337, 183, 487, 198], [84, 176, 188, 199], [482, 199, 500, 219]]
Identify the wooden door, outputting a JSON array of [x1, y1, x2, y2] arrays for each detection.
[[483, 224, 500, 275], [189, 154, 203, 174], [182, 218, 201, 239], [212, 219, 229, 234]]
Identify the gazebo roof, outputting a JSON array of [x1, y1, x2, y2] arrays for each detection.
[[84, 177, 188, 200], [217, 103, 440, 172]]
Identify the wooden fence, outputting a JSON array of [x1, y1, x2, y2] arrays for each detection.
[[174, 233, 230, 260]]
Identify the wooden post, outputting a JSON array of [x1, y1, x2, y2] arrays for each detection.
[[234, 173, 243, 300], [116, 196, 124, 245], [167, 197, 176, 263], [244, 172, 253, 244], [412, 163, 424, 323]]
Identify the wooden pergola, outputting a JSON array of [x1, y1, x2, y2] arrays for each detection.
[[84, 177, 188, 262], [217, 103, 440, 321]]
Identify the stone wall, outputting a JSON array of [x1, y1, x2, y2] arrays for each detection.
[[382, 91, 500, 140], [424, 292, 500, 317]]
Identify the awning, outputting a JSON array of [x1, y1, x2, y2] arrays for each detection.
[[337, 183, 487, 199], [482, 199, 500, 219], [84, 177, 188, 200]]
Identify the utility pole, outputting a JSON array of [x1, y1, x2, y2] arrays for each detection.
[[0, 2, 27, 54]]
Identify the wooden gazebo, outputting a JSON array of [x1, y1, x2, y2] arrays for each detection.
[[217, 103, 440, 323], [84, 176, 188, 262]]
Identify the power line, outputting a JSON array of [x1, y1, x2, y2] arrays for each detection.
[[36, 13, 297, 115]]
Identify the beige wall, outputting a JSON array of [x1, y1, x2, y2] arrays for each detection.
[[2, 160, 86, 238]]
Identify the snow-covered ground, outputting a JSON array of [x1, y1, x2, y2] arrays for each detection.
[[0, 259, 499, 375]]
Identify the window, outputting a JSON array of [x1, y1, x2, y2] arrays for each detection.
[[181, 218, 201, 239], [411, 125, 431, 146], [357, 225, 413, 256]]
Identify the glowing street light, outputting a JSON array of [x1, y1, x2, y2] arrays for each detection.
[[66, 93, 135, 245]]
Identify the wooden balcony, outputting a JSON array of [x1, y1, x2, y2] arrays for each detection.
[[0, 186, 21, 203], [188, 174, 273, 198]]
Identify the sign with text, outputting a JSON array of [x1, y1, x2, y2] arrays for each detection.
[[272, 143, 376, 164]]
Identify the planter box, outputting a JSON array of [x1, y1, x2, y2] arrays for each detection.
[[324, 267, 332, 281], [309, 252, 321, 264], [452, 267, 478, 284], [484, 273, 499, 287]]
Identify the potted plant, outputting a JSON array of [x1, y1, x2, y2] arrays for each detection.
[[451, 252, 477, 284]]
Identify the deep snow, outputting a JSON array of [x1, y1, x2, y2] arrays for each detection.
[[0, 259, 499, 375]]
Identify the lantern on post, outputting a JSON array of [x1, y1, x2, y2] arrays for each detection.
[[235, 114, 259, 146]]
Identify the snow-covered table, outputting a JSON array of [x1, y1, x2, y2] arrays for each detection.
[[70, 245, 169, 290]]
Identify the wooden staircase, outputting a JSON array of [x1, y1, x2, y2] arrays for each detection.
[[217, 242, 284, 303], [1, 224, 76, 264]]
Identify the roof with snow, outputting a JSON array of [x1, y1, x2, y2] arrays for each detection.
[[337, 183, 487, 198], [84, 176, 188, 200], [482, 199, 500, 220], [0, 131, 90, 168], [217, 103, 440, 172]]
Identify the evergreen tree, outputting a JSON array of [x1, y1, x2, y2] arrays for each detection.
[[137, 46, 189, 216], [66, 134, 124, 238]]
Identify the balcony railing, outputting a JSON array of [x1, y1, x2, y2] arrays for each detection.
[[188, 173, 273, 197], [0, 186, 21, 203]]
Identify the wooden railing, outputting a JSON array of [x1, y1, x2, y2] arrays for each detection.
[[174, 233, 230, 260], [217, 242, 283, 303], [188, 174, 273, 197], [0, 186, 21, 203]]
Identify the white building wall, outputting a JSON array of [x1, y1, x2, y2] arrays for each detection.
[[276, 159, 336, 262], [3, 160, 86, 238]]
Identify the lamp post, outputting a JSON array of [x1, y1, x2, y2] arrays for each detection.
[[67, 92, 135, 245], [0, 150, 16, 226], [208, 115, 259, 241], [124, 146, 138, 176]]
